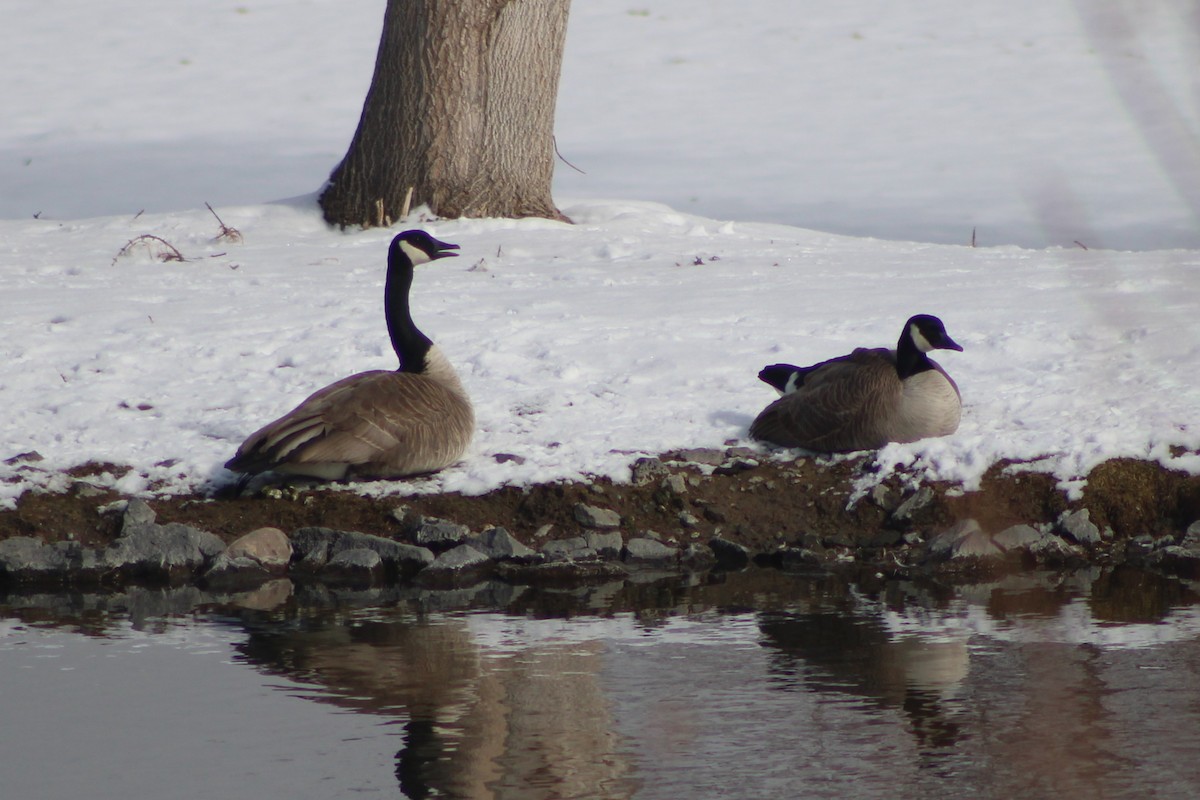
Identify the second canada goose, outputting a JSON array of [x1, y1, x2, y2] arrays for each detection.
[[225, 230, 474, 481], [750, 314, 963, 453]]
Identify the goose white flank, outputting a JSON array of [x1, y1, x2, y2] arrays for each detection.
[[1, 0, 1198, 509]]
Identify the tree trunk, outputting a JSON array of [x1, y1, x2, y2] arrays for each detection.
[[320, 0, 571, 228]]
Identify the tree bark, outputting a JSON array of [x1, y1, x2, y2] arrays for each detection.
[[320, 0, 571, 228]]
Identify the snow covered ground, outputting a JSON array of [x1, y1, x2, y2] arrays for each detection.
[[1, 0, 1198, 508]]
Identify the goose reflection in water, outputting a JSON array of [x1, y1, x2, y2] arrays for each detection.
[[238, 612, 637, 800], [757, 610, 970, 754]]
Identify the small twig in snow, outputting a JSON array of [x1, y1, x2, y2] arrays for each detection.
[[205, 202, 243, 243], [112, 234, 186, 265]]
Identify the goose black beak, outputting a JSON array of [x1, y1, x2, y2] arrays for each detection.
[[941, 335, 964, 352], [431, 239, 460, 259]]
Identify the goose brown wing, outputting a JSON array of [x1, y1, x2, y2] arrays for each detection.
[[295, 371, 472, 474], [750, 348, 902, 452], [226, 371, 471, 475]]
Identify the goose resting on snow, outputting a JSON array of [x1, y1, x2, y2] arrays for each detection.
[[225, 230, 474, 481], [750, 314, 963, 453]]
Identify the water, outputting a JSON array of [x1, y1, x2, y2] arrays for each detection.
[[3, 567, 1200, 799]]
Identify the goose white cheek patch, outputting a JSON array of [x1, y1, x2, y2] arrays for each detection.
[[910, 324, 934, 353], [399, 240, 433, 265]]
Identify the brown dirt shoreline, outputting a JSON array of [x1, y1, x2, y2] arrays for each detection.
[[3, 451, 1199, 585]]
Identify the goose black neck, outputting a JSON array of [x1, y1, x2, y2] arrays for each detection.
[[384, 248, 432, 374], [895, 330, 935, 379]]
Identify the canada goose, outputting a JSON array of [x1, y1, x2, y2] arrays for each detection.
[[225, 230, 474, 480], [750, 314, 963, 453]]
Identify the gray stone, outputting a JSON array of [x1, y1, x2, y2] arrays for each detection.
[[122, 498, 158, 530], [777, 546, 826, 570], [533, 524, 555, 539], [680, 543, 717, 569], [926, 519, 984, 559], [993, 524, 1044, 551], [709, 537, 750, 569], [678, 511, 700, 529], [714, 457, 759, 475], [1181, 520, 1200, 548], [1027, 533, 1083, 561], [291, 527, 433, 571], [1158, 546, 1200, 578], [411, 517, 472, 548], [103, 522, 225, 580], [624, 537, 677, 563], [324, 548, 384, 582], [0, 537, 69, 581], [574, 503, 621, 529], [950, 530, 1003, 559], [469, 527, 536, 560], [1059, 509, 1101, 545], [671, 448, 726, 466], [583, 530, 623, 556], [631, 457, 668, 486], [541, 536, 594, 561], [869, 484, 902, 512], [226, 527, 292, 569], [662, 474, 688, 495], [892, 487, 935, 522], [426, 544, 490, 573], [203, 554, 273, 588]]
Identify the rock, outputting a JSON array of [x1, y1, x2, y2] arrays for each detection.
[[1180, 519, 1200, 548], [103, 522, 225, 582], [993, 524, 1044, 552], [709, 537, 750, 570], [1058, 509, 1101, 545], [869, 484, 902, 512], [469, 527, 536, 561], [662, 474, 688, 494], [533, 524, 554, 539], [122, 498, 158, 530], [1027, 533, 1083, 562], [542, 536, 594, 562], [680, 543, 717, 569], [624, 537, 677, 563], [714, 457, 759, 476], [926, 519, 994, 561], [891, 487, 935, 522], [573, 503, 621, 529], [776, 546, 827, 570], [0, 537, 69, 582], [631, 457, 669, 486], [426, 544, 490, 572], [203, 554, 273, 589], [678, 511, 700, 529], [951, 530, 1003, 559], [583, 530, 623, 557], [670, 448, 726, 466], [1158, 546, 1200, 579], [324, 548, 384, 583], [226, 527, 292, 569], [410, 516, 472, 549], [291, 527, 434, 574]]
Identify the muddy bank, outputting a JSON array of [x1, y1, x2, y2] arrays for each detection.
[[2, 449, 1200, 591]]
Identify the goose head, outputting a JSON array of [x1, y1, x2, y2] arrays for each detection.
[[392, 229, 460, 266], [385, 230, 459, 374], [896, 314, 962, 378], [903, 314, 963, 354], [758, 363, 805, 395]]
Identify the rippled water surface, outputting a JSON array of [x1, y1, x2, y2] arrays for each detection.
[[3, 567, 1200, 799]]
